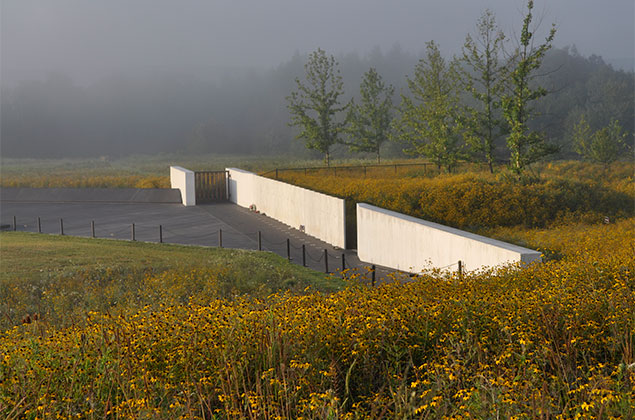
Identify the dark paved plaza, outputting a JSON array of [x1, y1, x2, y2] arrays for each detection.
[[1, 189, 391, 281]]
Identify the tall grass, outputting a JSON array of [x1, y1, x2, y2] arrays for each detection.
[[275, 161, 634, 230], [2, 219, 633, 419]]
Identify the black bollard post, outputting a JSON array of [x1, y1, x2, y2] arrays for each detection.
[[324, 249, 329, 273], [159, 225, 163, 243], [371, 265, 376, 287], [60, 219, 64, 235], [13, 216, 16, 231], [37, 217, 41, 233], [91, 220, 95, 238], [219, 229, 223, 248], [302, 244, 306, 267], [258, 231, 262, 251], [286, 238, 291, 261], [458, 260, 463, 277], [131, 223, 135, 241]]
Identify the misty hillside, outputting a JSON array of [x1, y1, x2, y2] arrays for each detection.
[[1, 46, 633, 160]]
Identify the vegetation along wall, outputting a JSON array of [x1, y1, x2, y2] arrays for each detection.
[[227, 168, 346, 248], [357, 203, 541, 273]]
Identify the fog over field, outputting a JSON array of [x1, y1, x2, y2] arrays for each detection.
[[1, 0, 633, 158]]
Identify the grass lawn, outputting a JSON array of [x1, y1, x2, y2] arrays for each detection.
[[0, 232, 343, 329]]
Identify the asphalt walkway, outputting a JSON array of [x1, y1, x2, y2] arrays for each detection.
[[1, 191, 394, 283]]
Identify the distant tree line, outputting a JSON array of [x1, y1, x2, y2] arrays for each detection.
[[1, 3, 632, 167], [287, 1, 633, 174]]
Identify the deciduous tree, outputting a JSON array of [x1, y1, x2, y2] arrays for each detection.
[[287, 49, 347, 166], [346, 68, 394, 163], [395, 41, 464, 172], [501, 0, 558, 175], [460, 9, 507, 173], [575, 117, 629, 168]]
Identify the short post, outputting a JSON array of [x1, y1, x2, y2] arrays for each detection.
[[91, 220, 95, 238], [159, 225, 163, 243], [258, 231, 262, 251], [275, 168, 279, 179], [302, 244, 306, 267], [13, 216, 16, 231], [286, 238, 291, 261], [341, 253, 346, 271], [371, 265, 376, 287], [37, 217, 41, 233], [131, 223, 135, 241], [324, 249, 329, 273], [60, 219, 64, 235], [458, 260, 463, 277], [218, 229, 223, 248]]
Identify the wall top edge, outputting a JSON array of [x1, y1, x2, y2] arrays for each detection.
[[227, 168, 345, 204], [226, 167, 256, 175], [170, 166, 195, 174], [357, 202, 540, 255]]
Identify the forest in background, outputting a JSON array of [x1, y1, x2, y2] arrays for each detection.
[[1, 45, 633, 160]]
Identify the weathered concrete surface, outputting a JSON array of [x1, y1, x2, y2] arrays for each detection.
[[227, 168, 346, 249], [0, 188, 182, 203], [170, 166, 195, 206], [357, 203, 542, 273]]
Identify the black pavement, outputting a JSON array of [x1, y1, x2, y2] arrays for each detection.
[[1, 193, 398, 283]]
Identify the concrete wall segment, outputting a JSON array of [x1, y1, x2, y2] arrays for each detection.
[[357, 203, 541, 273], [227, 168, 346, 248], [170, 166, 196, 206]]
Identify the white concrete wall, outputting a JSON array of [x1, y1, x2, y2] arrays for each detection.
[[357, 203, 541, 273], [170, 166, 196, 206], [227, 168, 346, 248]]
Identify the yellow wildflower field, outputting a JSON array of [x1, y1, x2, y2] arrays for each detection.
[[2, 218, 633, 419], [1, 160, 633, 418]]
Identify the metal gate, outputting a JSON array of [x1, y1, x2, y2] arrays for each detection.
[[195, 171, 228, 203]]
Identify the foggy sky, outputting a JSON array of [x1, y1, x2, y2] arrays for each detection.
[[2, 0, 634, 86]]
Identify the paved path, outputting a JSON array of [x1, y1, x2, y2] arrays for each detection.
[[1, 198, 395, 283]]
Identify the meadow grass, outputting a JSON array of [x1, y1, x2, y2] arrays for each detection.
[[274, 160, 634, 230], [1, 158, 633, 418], [0, 154, 451, 188], [0, 232, 342, 330], [1, 219, 633, 419]]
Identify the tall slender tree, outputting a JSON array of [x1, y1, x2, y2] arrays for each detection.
[[395, 41, 464, 172], [346, 68, 394, 163], [501, 0, 558, 175], [460, 9, 507, 173], [287, 49, 347, 166]]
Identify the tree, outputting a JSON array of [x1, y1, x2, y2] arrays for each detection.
[[501, 0, 558, 175], [346, 68, 394, 163], [395, 41, 464, 172], [575, 118, 629, 168], [286, 49, 347, 166], [571, 114, 593, 157], [460, 9, 507, 173]]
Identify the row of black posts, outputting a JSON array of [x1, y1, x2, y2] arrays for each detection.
[[10, 216, 374, 278]]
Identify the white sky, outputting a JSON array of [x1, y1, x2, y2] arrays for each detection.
[[2, 0, 633, 86]]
